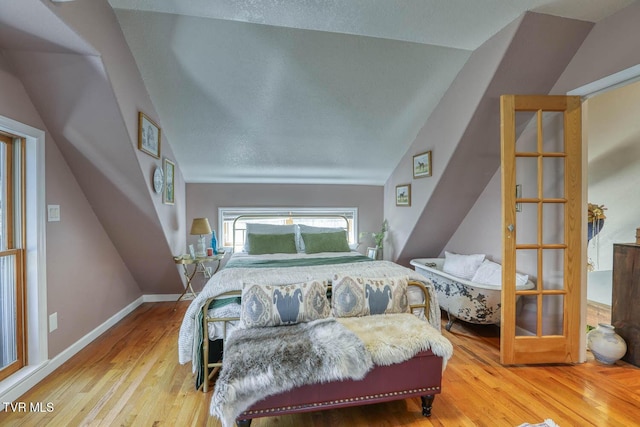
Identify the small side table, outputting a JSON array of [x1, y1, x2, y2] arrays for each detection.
[[174, 253, 225, 303]]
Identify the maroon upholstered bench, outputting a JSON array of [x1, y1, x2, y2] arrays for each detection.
[[236, 349, 443, 426]]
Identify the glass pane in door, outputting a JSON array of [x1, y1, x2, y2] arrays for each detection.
[[542, 203, 564, 245], [541, 111, 564, 153], [542, 295, 564, 336], [515, 112, 537, 152], [542, 249, 565, 291]]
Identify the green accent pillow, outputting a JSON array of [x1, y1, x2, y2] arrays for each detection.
[[247, 233, 297, 255], [301, 231, 350, 254]]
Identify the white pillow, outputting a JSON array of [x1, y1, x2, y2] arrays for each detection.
[[471, 259, 530, 287], [243, 223, 297, 252], [442, 251, 485, 280], [471, 259, 502, 285]]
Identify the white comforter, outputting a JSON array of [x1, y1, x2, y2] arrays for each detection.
[[177, 256, 440, 373]]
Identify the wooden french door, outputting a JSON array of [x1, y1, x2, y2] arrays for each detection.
[[500, 95, 582, 364]]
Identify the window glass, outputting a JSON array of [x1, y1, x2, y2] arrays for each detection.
[[218, 208, 357, 252]]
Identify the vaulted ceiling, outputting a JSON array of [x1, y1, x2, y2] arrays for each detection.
[[108, 0, 633, 184]]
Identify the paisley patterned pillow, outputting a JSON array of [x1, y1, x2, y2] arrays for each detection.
[[331, 275, 410, 317], [240, 280, 331, 328]]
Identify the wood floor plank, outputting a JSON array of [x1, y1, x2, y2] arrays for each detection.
[[1, 301, 639, 426]]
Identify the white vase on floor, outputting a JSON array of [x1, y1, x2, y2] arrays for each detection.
[[587, 323, 627, 364]]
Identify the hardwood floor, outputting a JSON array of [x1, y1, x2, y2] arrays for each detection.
[[2, 302, 639, 427]]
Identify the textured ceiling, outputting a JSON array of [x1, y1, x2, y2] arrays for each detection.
[[109, 0, 634, 184]]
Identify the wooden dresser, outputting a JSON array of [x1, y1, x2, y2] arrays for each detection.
[[612, 243, 640, 367]]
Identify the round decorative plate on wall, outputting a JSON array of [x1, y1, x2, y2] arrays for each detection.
[[153, 167, 164, 194]]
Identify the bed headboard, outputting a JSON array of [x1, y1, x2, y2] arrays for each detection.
[[231, 214, 351, 253]]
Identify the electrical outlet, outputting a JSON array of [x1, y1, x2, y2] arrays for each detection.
[[48, 205, 60, 222], [49, 312, 58, 332]]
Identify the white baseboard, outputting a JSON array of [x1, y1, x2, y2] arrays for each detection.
[[0, 293, 181, 404], [143, 293, 182, 302]]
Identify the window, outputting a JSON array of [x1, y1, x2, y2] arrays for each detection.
[[0, 132, 25, 381], [218, 208, 358, 252], [0, 116, 46, 401]]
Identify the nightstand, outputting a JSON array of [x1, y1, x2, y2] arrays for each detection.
[[174, 253, 225, 303]]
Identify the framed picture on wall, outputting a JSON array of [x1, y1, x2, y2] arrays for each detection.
[[138, 112, 161, 158], [163, 158, 175, 205], [413, 151, 432, 178], [396, 184, 411, 207]]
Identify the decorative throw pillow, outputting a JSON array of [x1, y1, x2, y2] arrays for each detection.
[[442, 251, 485, 280], [243, 223, 297, 252], [297, 224, 346, 252], [240, 280, 331, 328], [246, 232, 297, 255], [331, 275, 410, 317], [470, 259, 503, 285], [301, 231, 350, 254], [471, 259, 529, 286]]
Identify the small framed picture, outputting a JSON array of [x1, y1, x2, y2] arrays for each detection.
[[188, 244, 195, 259], [396, 184, 411, 207], [413, 151, 432, 178], [367, 247, 378, 260], [138, 112, 161, 158], [163, 158, 175, 205]]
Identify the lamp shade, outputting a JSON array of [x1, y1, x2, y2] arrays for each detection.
[[190, 218, 212, 235]]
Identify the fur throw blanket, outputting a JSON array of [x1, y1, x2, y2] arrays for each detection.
[[210, 314, 454, 427], [338, 313, 453, 370], [210, 318, 373, 427]]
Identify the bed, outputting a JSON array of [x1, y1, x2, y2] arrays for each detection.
[[177, 215, 452, 427]]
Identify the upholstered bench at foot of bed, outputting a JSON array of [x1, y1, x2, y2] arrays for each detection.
[[235, 350, 442, 426]]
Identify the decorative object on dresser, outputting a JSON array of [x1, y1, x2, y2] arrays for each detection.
[[413, 150, 432, 178], [190, 218, 212, 257], [611, 243, 640, 367], [587, 323, 627, 364], [163, 158, 175, 205], [137, 112, 161, 158], [395, 184, 411, 206]]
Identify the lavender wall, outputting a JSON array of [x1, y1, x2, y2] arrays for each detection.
[[0, 54, 141, 357], [4, 0, 187, 294], [586, 80, 640, 272], [446, 3, 640, 264], [384, 12, 592, 266], [0, 0, 196, 358]]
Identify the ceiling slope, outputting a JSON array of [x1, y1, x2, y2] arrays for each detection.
[[385, 12, 594, 265], [108, 0, 632, 185], [2, 0, 185, 293]]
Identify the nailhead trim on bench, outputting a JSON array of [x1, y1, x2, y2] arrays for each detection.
[[241, 386, 440, 416]]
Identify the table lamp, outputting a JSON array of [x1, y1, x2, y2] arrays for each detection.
[[190, 218, 212, 257]]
